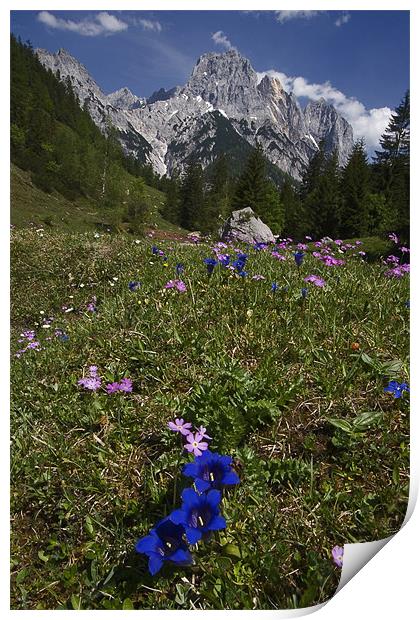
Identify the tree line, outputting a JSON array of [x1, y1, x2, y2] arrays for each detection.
[[162, 91, 409, 241]]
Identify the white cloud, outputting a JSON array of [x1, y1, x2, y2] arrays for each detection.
[[274, 11, 322, 23], [211, 30, 236, 51], [335, 12, 351, 27], [37, 11, 128, 36], [135, 18, 162, 32], [257, 70, 391, 154]]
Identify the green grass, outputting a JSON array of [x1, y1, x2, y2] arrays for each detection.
[[10, 164, 185, 235], [10, 231, 409, 609]]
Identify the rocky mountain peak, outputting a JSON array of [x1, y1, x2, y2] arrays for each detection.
[[106, 87, 145, 110], [304, 99, 353, 165], [257, 74, 285, 100], [183, 49, 259, 115]]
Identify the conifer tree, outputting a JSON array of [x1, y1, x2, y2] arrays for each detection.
[[205, 154, 230, 232], [340, 140, 371, 238], [232, 145, 278, 225], [282, 179, 308, 239], [373, 91, 409, 238], [179, 162, 205, 230], [162, 171, 180, 225]]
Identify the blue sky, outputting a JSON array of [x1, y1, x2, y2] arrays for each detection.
[[10, 9, 410, 152]]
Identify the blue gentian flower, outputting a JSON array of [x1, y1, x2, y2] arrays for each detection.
[[204, 258, 217, 275], [294, 251, 305, 267], [254, 242, 267, 251], [152, 245, 159, 255], [169, 488, 226, 544], [405, 300, 410, 308], [219, 255, 230, 267], [129, 281, 141, 292], [271, 283, 278, 292], [59, 333, 69, 342], [135, 518, 192, 575], [183, 450, 240, 493], [176, 263, 185, 276], [238, 270, 248, 277], [301, 287, 308, 299], [232, 253, 248, 273], [384, 381, 410, 398]]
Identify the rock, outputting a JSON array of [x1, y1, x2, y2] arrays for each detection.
[[220, 208, 275, 244]]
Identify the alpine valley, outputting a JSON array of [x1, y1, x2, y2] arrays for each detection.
[[36, 47, 353, 182]]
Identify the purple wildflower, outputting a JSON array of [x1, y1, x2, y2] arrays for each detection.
[[78, 376, 102, 391], [87, 296, 97, 312], [106, 382, 121, 394], [196, 425, 212, 439], [119, 378, 133, 392], [184, 432, 209, 457], [164, 279, 187, 292], [304, 275, 326, 288], [332, 546, 344, 568], [389, 233, 399, 244], [168, 418, 193, 436]]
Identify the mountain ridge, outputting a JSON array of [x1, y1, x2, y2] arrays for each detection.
[[35, 46, 353, 181]]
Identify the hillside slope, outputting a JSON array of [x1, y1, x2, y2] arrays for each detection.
[[10, 164, 184, 234]]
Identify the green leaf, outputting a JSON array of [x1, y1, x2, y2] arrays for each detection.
[[38, 550, 49, 563], [16, 568, 28, 584], [361, 352, 375, 366], [381, 359, 403, 376], [353, 411, 382, 430], [122, 598, 134, 610], [84, 515, 94, 535], [223, 543, 241, 558], [326, 418, 354, 433], [71, 594, 82, 610]]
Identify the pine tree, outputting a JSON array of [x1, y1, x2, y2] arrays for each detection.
[[340, 140, 371, 238], [162, 171, 180, 225], [373, 91, 409, 238], [232, 145, 278, 226], [282, 179, 308, 239], [259, 181, 284, 234], [179, 162, 205, 230], [300, 142, 342, 238], [317, 150, 341, 238], [205, 154, 230, 232]]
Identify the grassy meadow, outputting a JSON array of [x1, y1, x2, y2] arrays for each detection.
[[10, 229, 409, 609]]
